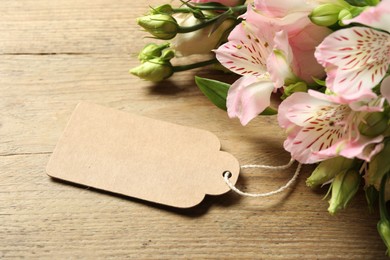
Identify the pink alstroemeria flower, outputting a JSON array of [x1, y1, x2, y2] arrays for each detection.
[[315, 1, 390, 102], [190, 0, 244, 7], [278, 91, 384, 164], [215, 22, 295, 125], [245, 0, 332, 83]]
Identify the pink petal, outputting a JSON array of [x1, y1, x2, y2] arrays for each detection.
[[278, 92, 331, 127], [381, 76, 390, 103], [227, 76, 275, 125], [266, 31, 296, 88], [315, 27, 390, 99], [288, 23, 331, 83], [244, 4, 311, 37], [254, 0, 315, 18], [308, 89, 381, 111], [214, 22, 273, 78], [344, 0, 390, 32], [316, 134, 383, 161]]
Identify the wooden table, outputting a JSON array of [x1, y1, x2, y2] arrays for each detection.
[[0, 0, 387, 259]]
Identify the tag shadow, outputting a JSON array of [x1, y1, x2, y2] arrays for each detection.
[[49, 177, 244, 218]]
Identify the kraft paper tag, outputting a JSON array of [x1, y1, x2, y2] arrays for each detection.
[[46, 102, 240, 208]]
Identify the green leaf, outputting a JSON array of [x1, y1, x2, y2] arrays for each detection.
[[195, 76, 229, 110], [260, 107, 277, 115], [345, 0, 379, 6]]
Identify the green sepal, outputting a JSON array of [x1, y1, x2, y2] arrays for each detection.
[[260, 107, 277, 115], [312, 77, 326, 87]]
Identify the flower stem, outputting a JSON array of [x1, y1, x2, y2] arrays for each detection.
[[176, 5, 246, 33], [173, 4, 247, 13], [173, 58, 218, 72]]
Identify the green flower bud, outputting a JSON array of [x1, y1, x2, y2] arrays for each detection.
[[137, 14, 178, 40], [150, 4, 173, 15], [365, 139, 390, 188], [160, 48, 175, 60], [358, 112, 388, 137], [377, 219, 390, 256], [338, 9, 352, 25], [328, 169, 360, 215], [130, 58, 173, 82], [306, 157, 354, 188], [310, 4, 344, 27], [282, 82, 308, 100], [138, 43, 170, 62]]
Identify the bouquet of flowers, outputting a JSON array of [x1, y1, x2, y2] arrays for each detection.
[[131, 0, 390, 253]]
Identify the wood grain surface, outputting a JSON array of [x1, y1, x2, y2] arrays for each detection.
[[0, 0, 387, 259]]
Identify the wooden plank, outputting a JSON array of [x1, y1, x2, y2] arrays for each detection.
[[0, 154, 385, 259], [0, 54, 243, 155], [0, 0, 162, 54]]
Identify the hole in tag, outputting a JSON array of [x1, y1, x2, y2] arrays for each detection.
[[223, 171, 232, 178]]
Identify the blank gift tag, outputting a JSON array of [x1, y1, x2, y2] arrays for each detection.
[[46, 102, 240, 208]]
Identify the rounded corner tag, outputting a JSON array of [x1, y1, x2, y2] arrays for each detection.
[[46, 103, 240, 208]]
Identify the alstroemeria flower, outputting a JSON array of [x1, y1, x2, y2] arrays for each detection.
[[215, 22, 294, 125], [245, 1, 332, 83], [278, 91, 384, 164], [315, 27, 390, 101]]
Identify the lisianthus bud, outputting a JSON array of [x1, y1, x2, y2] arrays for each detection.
[[377, 219, 390, 256], [338, 9, 352, 25], [282, 82, 307, 100], [328, 169, 360, 215], [150, 4, 173, 15], [137, 14, 178, 40], [310, 4, 344, 27], [130, 58, 173, 82], [358, 112, 388, 137], [171, 12, 234, 56], [306, 157, 354, 188], [160, 48, 175, 60], [138, 43, 170, 62]]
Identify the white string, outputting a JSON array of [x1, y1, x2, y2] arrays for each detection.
[[241, 158, 295, 170], [223, 160, 302, 197]]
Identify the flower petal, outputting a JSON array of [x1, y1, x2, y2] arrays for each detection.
[[316, 134, 383, 162], [344, 0, 390, 33], [227, 76, 275, 125], [315, 27, 390, 99], [288, 23, 331, 83], [244, 4, 311, 37], [214, 22, 273, 78], [254, 0, 314, 18], [267, 30, 297, 88], [278, 92, 331, 127]]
